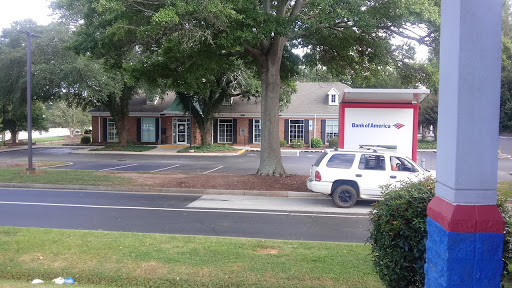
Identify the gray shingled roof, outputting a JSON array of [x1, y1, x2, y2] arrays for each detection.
[[90, 82, 349, 115], [282, 82, 350, 114], [216, 82, 349, 115]]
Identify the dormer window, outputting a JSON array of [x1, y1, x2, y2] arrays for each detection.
[[223, 97, 233, 106], [327, 88, 339, 105]]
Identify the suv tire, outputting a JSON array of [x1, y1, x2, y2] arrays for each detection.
[[332, 185, 357, 208]]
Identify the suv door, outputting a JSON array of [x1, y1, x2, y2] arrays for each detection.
[[357, 154, 390, 197]]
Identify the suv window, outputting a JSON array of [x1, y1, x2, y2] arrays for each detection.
[[358, 154, 386, 170], [313, 152, 328, 167], [390, 156, 418, 172], [326, 153, 355, 169]]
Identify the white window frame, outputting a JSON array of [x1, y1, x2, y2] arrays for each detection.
[[325, 119, 339, 141], [329, 93, 338, 105], [289, 119, 304, 142], [141, 118, 156, 142], [107, 117, 118, 142], [222, 97, 233, 106], [172, 118, 190, 145], [253, 119, 261, 144], [218, 119, 233, 143]]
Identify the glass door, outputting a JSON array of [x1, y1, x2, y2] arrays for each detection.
[[141, 118, 156, 142], [177, 123, 187, 144]]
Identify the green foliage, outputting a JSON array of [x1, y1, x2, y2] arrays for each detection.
[[328, 137, 339, 148], [47, 101, 91, 132], [280, 139, 287, 147], [369, 177, 512, 287], [80, 136, 91, 144], [417, 140, 437, 150], [368, 177, 436, 288], [177, 144, 238, 153], [90, 143, 156, 152], [290, 139, 304, 149], [419, 94, 438, 140], [498, 193, 512, 283], [311, 138, 323, 148]]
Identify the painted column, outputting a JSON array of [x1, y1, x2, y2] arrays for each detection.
[[425, 1, 505, 287]]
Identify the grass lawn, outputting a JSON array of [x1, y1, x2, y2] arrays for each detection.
[[178, 144, 239, 153], [90, 143, 157, 152], [0, 168, 130, 186], [0, 227, 383, 288], [498, 181, 512, 199]]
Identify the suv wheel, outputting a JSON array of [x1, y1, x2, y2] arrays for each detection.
[[332, 185, 357, 208]]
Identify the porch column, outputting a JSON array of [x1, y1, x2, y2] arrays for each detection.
[[425, 1, 505, 287]]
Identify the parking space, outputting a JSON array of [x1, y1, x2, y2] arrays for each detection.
[[53, 161, 232, 174]]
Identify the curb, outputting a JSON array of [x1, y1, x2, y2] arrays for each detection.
[[0, 183, 327, 199]]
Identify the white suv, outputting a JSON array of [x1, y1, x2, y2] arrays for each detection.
[[307, 149, 435, 208]]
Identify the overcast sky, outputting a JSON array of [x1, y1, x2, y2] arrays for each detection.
[[0, 0, 55, 31]]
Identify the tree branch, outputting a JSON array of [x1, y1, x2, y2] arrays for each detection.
[[290, 0, 304, 16], [243, 44, 264, 62]]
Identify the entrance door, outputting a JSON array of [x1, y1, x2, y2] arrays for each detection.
[[177, 123, 187, 144]]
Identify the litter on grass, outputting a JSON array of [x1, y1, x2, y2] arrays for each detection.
[[52, 277, 65, 284], [64, 277, 75, 284], [31, 279, 44, 284]]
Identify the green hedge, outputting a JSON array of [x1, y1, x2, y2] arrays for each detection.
[[368, 177, 512, 287], [80, 136, 91, 144], [328, 137, 338, 148], [290, 139, 304, 149], [310, 138, 323, 148]]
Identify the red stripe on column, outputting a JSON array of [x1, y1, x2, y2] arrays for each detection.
[[427, 196, 505, 233]]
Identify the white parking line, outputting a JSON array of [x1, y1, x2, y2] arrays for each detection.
[[99, 164, 138, 171], [202, 166, 224, 174], [150, 165, 180, 172], [0, 201, 368, 218]]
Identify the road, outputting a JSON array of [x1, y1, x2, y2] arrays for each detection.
[[0, 188, 372, 243]]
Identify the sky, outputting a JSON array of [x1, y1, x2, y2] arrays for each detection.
[[0, 0, 56, 31], [0, 0, 429, 61]]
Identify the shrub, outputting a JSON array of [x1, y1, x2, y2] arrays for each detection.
[[368, 177, 435, 288], [328, 137, 338, 148], [369, 177, 512, 287], [311, 138, 323, 148], [290, 139, 304, 149], [80, 136, 91, 144], [280, 139, 287, 147]]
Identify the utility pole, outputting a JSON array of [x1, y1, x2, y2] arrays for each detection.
[[19, 30, 40, 172]]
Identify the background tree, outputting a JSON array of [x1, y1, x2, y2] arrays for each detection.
[[46, 101, 91, 136], [501, 0, 512, 132]]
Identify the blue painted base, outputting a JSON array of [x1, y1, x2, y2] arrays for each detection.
[[425, 218, 504, 287]]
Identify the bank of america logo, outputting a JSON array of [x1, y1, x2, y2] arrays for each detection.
[[393, 123, 405, 129]]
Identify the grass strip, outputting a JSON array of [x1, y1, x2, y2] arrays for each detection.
[[498, 181, 512, 199], [0, 227, 383, 288], [0, 168, 130, 186], [178, 144, 239, 153], [90, 144, 157, 152]]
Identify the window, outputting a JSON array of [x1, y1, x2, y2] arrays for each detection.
[[358, 154, 385, 171], [107, 118, 118, 142], [141, 118, 156, 142], [253, 119, 261, 143], [289, 120, 304, 142], [222, 97, 233, 106], [326, 154, 355, 169], [329, 94, 338, 105], [325, 120, 338, 140], [218, 119, 233, 143], [390, 156, 418, 172]]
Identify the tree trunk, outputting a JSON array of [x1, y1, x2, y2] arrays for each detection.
[[421, 124, 428, 140], [198, 118, 213, 146], [10, 129, 17, 144], [69, 127, 74, 137], [255, 38, 287, 176], [433, 125, 438, 142], [117, 117, 129, 146]]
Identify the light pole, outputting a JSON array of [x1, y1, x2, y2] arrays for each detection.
[[19, 30, 40, 172], [189, 95, 193, 149]]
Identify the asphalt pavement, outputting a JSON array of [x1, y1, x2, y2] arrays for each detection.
[[0, 187, 371, 243]]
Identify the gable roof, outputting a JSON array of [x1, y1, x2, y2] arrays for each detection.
[[280, 82, 350, 115]]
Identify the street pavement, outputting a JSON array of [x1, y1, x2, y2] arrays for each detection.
[[0, 187, 371, 243]]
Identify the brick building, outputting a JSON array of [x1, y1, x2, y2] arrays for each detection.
[[89, 82, 349, 146]]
